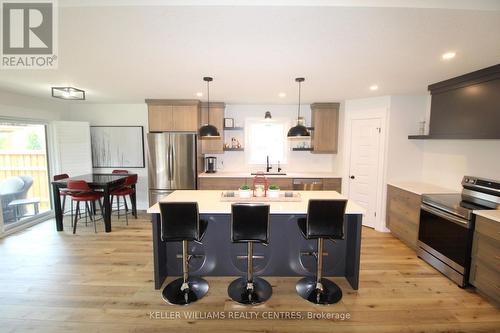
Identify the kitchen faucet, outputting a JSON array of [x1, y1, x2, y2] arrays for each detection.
[[266, 155, 272, 172]]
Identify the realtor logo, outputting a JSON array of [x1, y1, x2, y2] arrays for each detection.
[[1, 0, 58, 69]]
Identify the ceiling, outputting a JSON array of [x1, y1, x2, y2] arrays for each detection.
[[1, 1, 499, 104]]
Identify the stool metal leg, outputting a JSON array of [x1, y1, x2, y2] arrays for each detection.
[[296, 238, 342, 305], [162, 240, 209, 305], [228, 242, 272, 305]]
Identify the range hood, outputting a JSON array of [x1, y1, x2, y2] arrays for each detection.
[[409, 64, 500, 140]]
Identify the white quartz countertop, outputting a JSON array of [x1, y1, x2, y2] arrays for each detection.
[[147, 190, 364, 215], [198, 172, 342, 178], [387, 181, 457, 196], [473, 210, 500, 223]]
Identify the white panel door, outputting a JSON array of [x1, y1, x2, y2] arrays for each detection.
[[348, 118, 382, 228], [50, 121, 92, 176]]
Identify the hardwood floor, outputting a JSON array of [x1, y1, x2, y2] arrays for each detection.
[[0, 213, 498, 332]]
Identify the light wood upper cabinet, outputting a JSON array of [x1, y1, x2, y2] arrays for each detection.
[[146, 100, 200, 132], [148, 104, 173, 132], [311, 103, 339, 154], [200, 102, 225, 154]]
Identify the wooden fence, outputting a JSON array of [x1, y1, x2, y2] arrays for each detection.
[[0, 151, 50, 211]]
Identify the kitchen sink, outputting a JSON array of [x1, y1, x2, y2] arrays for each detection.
[[250, 172, 287, 176]]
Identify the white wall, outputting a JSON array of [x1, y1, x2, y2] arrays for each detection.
[[0, 90, 65, 120], [66, 104, 149, 209], [422, 140, 500, 191], [213, 104, 339, 173]]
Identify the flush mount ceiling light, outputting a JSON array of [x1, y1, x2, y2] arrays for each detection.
[[369, 85, 379, 91], [198, 76, 220, 139], [265, 111, 272, 119], [442, 51, 456, 60], [278, 92, 286, 98], [287, 77, 310, 138], [51, 87, 85, 100], [195, 92, 203, 97]]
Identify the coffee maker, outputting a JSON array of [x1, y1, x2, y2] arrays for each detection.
[[204, 156, 217, 173]]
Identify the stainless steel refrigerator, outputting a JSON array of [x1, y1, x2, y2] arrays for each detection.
[[147, 133, 197, 206]]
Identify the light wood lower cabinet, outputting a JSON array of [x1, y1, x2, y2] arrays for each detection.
[[198, 177, 341, 192], [386, 185, 421, 250], [470, 216, 500, 305], [198, 177, 250, 190]]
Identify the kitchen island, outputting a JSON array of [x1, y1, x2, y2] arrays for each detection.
[[147, 190, 364, 290]]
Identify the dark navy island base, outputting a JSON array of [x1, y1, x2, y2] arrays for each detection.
[[151, 213, 363, 290]]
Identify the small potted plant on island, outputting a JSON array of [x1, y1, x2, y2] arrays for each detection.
[[268, 184, 280, 198], [239, 184, 252, 198]]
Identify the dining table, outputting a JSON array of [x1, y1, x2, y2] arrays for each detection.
[[51, 173, 137, 233]]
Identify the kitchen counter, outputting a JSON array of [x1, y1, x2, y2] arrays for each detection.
[[387, 180, 456, 196], [473, 209, 500, 223], [198, 172, 342, 178], [148, 190, 363, 291], [147, 190, 364, 215]]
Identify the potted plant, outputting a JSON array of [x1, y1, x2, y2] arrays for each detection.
[[239, 184, 252, 198], [268, 184, 280, 198]]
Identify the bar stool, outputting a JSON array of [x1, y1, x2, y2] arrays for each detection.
[[67, 180, 104, 234], [110, 174, 137, 225], [296, 199, 347, 305], [112, 169, 129, 174], [159, 202, 208, 305], [228, 203, 272, 305]]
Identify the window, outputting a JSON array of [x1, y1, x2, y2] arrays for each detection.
[[246, 118, 288, 165]]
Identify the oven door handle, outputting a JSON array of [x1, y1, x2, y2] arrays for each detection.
[[421, 205, 470, 228]]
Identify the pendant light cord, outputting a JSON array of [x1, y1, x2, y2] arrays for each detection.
[[207, 79, 211, 124], [297, 80, 301, 121]]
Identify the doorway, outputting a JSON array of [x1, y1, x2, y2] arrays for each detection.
[[345, 108, 387, 230], [0, 121, 51, 232]]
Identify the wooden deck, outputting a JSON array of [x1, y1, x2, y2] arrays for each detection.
[[0, 213, 498, 332]]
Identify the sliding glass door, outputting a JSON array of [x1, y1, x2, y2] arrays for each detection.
[[0, 121, 51, 231]]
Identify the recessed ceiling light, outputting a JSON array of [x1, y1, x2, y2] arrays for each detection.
[[278, 92, 286, 98], [442, 52, 456, 60], [195, 92, 203, 97], [369, 85, 378, 91]]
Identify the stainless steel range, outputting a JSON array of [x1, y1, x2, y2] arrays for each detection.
[[418, 176, 500, 287]]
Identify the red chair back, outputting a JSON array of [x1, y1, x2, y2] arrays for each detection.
[[67, 180, 92, 193], [54, 173, 69, 181], [124, 174, 138, 186], [112, 169, 129, 174]]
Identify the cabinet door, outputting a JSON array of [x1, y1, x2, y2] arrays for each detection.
[[198, 177, 249, 190], [148, 105, 173, 132], [311, 104, 339, 153], [172, 105, 199, 131], [200, 104, 224, 154]]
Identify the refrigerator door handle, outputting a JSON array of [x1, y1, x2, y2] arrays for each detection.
[[168, 143, 173, 180], [171, 141, 176, 180]]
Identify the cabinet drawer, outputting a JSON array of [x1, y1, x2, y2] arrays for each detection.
[[470, 258, 500, 304], [473, 232, 500, 273], [198, 177, 249, 190], [475, 216, 500, 243], [389, 199, 420, 225], [323, 178, 342, 192], [266, 178, 293, 190]]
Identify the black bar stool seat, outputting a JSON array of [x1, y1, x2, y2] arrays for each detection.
[[296, 199, 347, 305], [160, 202, 209, 305], [228, 203, 272, 305]]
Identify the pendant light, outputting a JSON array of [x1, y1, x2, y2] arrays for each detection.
[[199, 76, 220, 138], [287, 77, 310, 137]]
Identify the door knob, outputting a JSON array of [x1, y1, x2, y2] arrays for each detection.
[[350, 175, 355, 179]]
